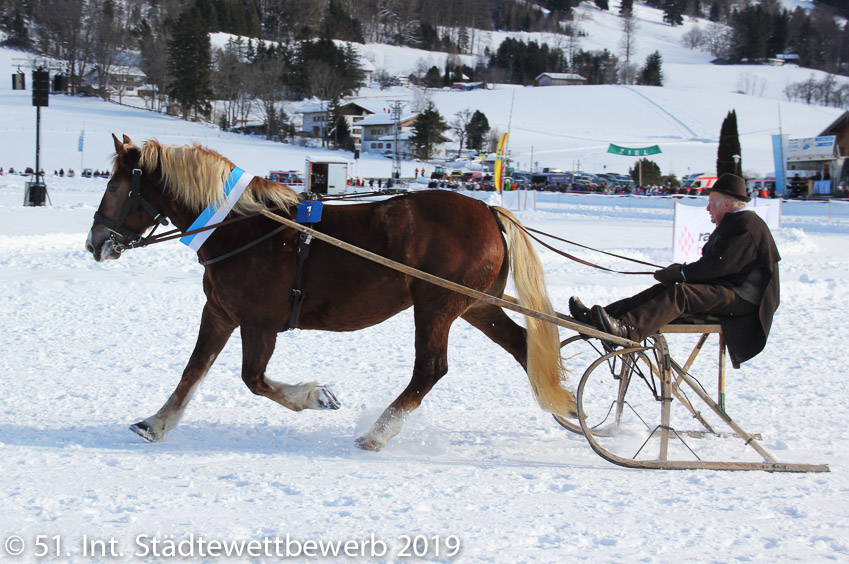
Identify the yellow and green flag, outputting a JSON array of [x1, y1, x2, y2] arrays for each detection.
[[494, 133, 509, 191]]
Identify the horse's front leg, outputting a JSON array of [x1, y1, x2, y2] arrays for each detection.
[[130, 303, 236, 442], [356, 316, 451, 451], [240, 325, 340, 411]]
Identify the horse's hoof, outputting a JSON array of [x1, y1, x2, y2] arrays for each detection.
[[130, 421, 159, 442], [315, 386, 340, 410], [354, 436, 382, 452]]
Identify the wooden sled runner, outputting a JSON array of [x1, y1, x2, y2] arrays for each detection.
[[260, 209, 828, 473], [556, 321, 829, 472]]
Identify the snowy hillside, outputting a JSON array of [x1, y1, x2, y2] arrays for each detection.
[[4, 0, 848, 180]]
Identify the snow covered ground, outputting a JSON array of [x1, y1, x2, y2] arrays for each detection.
[[3, 1, 849, 558], [1, 170, 848, 562]]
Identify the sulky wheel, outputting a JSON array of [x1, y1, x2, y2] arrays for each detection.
[[571, 335, 679, 465], [553, 333, 624, 435]]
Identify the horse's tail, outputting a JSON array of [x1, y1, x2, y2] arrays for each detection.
[[492, 207, 577, 418]]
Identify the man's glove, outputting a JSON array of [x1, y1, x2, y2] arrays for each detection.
[[654, 263, 684, 286]]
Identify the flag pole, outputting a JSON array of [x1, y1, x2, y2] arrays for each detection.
[[79, 122, 85, 173]]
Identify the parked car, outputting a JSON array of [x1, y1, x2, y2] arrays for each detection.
[[268, 170, 305, 187]]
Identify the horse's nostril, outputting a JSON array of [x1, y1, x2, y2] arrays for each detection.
[[85, 240, 94, 253]]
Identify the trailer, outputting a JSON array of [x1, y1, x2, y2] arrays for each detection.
[[305, 155, 348, 196]]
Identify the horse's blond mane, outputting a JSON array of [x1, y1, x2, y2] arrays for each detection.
[[136, 140, 299, 214]]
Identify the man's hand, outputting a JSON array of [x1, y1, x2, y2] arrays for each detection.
[[654, 263, 684, 286]]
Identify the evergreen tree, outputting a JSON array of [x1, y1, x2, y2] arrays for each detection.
[[596, 0, 609, 10], [3, 6, 31, 48], [167, 7, 213, 119], [488, 37, 565, 85], [320, 0, 364, 43], [709, 1, 721, 22], [637, 51, 664, 86], [572, 49, 619, 84], [410, 104, 449, 161], [766, 9, 789, 57], [466, 110, 490, 151], [620, 0, 634, 16], [424, 66, 443, 88], [329, 103, 355, 151], [629, 158, 663, 186], [663, 0, 685, 26], [716, 109, 742, 176]]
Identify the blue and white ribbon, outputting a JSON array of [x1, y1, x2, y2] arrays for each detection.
[[181, 167, 255, 251]]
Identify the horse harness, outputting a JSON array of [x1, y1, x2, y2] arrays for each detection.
[[96, 176, 658, 329], [94, 167, 170, 251]]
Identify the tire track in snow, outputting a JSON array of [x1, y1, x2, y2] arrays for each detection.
[[616, 85, 709, 142]]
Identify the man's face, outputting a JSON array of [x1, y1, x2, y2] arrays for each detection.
[[706, 192, 731, 225]]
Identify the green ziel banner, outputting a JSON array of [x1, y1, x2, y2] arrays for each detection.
[[608, 144, 662, 156]]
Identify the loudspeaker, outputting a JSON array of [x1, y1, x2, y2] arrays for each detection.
[[32, 70, 50, 107], [53, 74, 68, 92], [12, 73, 25, 90]]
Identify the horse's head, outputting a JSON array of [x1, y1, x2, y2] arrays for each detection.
[[86, 134, 168, 261]]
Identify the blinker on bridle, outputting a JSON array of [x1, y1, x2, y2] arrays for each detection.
[[93, 167, 169, 252]]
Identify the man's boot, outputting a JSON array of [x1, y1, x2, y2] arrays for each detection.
[[590, 305, 634, 341], [568, 296, 592, 324]]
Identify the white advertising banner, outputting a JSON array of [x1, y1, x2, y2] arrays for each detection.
[[672, 199, 781, 263]]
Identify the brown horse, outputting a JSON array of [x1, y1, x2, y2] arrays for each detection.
[[86, 134, 576, 450]]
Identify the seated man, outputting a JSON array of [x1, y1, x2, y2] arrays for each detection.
[[569, 173, 781, 368]]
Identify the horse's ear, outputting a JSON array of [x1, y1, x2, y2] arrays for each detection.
[[112, 133, 125, 155], [122, 134, 133, 145]]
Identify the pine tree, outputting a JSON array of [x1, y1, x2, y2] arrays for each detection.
[[410, 104, 449, 161], [329, 105, 355, 151], [4, 7, 31, 48], [424, 66, 443, 88], [620, 0, 634, 16], [716, 109, 742, 176], [637, 51, 664, 86], [466, 110, 490, 151], [629, 159, 663, 186], [168, 8, 213, 120], [663, 0, 684, 26], [709, 1, 721, 22]]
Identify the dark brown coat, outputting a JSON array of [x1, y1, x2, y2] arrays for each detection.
[[682, 210, 781, 365]]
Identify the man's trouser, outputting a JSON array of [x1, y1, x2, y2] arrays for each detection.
[[605, 282, 758, 342]]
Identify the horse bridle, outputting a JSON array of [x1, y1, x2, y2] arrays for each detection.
[[93, 167, 169, 252]]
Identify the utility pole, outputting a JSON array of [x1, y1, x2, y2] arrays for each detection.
[[388, 100, 405, 180]]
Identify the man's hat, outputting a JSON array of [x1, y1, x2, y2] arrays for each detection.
[[706, 173, 750, 202]]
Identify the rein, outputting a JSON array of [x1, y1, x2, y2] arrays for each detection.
[[494, 210, 662, 275], [126, 190, 406, 251]]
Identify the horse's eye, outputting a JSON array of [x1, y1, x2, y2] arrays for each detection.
[[108, 184, 119, 193]]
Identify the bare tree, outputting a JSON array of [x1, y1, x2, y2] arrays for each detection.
[[485, 127, 502, 153], [682, 25, 705, 50], [138, 19, 169, 112], [619, 11, 638, 84], [411, 85, 432, 112], [450, 108, 472, 157], [703, 22, 731, 58], [35, 0, 88, 93], [87, 0, 128, 100], [250, 52, 290, 141], [214, 38, 252, 129]]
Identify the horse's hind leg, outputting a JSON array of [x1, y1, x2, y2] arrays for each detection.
[[356, 311, 453, 451], [239, 325, 340, 411], [130, 303, 236, 442], [462, 302, 527, 369]]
